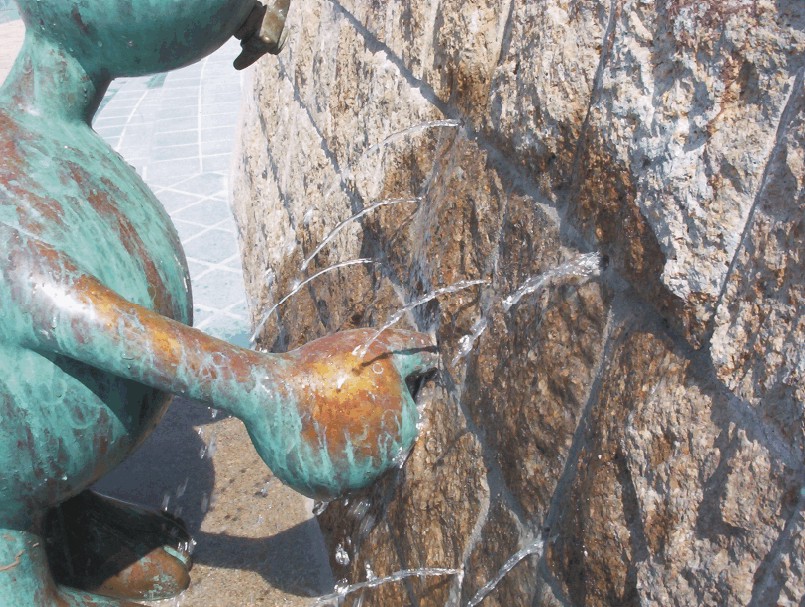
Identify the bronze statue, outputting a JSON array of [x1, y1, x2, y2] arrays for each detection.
[[0, 1, 435, 604]]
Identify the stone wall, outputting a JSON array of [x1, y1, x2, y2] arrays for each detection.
[[231, 0, 805, 604]]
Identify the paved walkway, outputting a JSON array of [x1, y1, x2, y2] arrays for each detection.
[[0, 20, 23, 77], [1, 19, 332, 607], [95, 47, 251, 345], [0, 0, 18, 24]]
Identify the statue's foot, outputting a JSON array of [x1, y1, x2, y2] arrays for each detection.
[[44, 490, 192, 601], [56, 586, 144, 606], [0, 528, 143, 606]]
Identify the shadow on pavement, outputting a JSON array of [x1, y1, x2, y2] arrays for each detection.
[[93, 396, 333, 599]]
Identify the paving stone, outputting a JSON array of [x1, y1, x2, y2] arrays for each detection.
[[191, 268, 250, 310], [183, 229, 241, 265], [155, 189, 206, 213], [151, 144, 199, 163], [174, 198, 235, 225], [172, 219, 207, 243], [202, 155, 233, 173], [173, 172, 228, 197]]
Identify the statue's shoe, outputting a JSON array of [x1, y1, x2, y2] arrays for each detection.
[[44, 490, 192, 601]]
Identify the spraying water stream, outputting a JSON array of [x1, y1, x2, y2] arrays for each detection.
[[451, 252, 603, 366], [250, 258, 376, 343], [322, 119, 462, 203], [311, 567, 462, 606], [245, 112, 602, 606], [502, 252, 602, 311], [352, 279, 488, 359], [301, 197, 421, 271], [465, 538, 544, 607]]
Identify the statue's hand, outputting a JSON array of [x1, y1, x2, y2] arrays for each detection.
[[245, 329, 438, 500], [233, 0, 290, 69]]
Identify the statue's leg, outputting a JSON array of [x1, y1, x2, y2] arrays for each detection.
[[0, 528, 142, 606], [44, 491, 192, 601]]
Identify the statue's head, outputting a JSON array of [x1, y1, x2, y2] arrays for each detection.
[[15, 0, 256, 76]]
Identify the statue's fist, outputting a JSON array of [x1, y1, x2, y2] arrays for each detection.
[[245, 329, 437, 499]]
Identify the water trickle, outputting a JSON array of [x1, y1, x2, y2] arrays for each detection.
[[301, 197, 421, 271], [464, 538, 543, 607], [312, 567, 461, 606], [502, 252, 602, 311], [347, 499, 371, 521], [353, 279, 487, 359], [392, 445, 412, 469], [199, 430, 217, 460], [251, 258, 376, 343]]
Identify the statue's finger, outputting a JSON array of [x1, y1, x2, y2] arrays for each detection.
[[233, 48, 263, 70]]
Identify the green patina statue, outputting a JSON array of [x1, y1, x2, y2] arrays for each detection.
[[0, 1, 435, 604]]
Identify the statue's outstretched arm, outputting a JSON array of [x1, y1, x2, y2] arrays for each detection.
[[0, 224, 437, 498]]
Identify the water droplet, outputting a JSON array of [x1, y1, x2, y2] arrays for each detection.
[[313, 500, 330, 516], [348, 499, 370, 520], [335, 543, 350, 566]]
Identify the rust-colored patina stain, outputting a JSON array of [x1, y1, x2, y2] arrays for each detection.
[[70, 6, 91, 36], [68, 162, 177, 317], [73, 275, 184, 375], [287, 332, 405, 461]]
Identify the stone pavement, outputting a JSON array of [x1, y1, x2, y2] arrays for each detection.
[[94, 45, 252, 345], [1, 18, 332, 607], [0, 20, 23, 78]]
